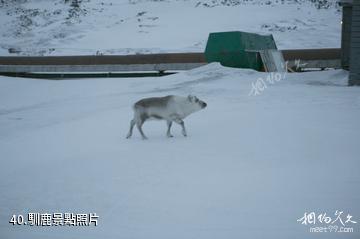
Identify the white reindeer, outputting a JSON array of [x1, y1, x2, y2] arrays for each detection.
[[126, 95, 207, 139]]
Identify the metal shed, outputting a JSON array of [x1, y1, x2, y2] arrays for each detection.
[[340, 0, 360, 86], [204, 31, 277, 71]]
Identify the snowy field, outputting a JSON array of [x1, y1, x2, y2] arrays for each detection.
[[0, 63, 359, 238], [0, 0, 341, 55], [0, 0, 358, 238]]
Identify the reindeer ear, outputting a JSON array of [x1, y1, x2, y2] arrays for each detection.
[[187, 95, 193, 101]]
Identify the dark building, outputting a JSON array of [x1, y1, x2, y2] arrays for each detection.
[[340, 0, 360, 86]]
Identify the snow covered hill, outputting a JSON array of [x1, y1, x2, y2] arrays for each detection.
[[0, 63, 359, 238], [0, 0, 341, 56]]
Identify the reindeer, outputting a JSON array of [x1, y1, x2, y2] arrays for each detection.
[[126, 95, 207, 139]]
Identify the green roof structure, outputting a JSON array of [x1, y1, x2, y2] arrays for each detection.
[[205, 31, 278, 71]]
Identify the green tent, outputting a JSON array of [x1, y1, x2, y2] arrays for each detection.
[[204, 31, 277, 71]]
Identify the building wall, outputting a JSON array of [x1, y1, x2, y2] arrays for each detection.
[[349, 0, 360, 85], [341, 6, 352, 69]]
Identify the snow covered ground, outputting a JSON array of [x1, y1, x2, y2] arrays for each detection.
[[0, 63, 359, 238], [0, 0, 341, 55], [0, 0, 358, 238]]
